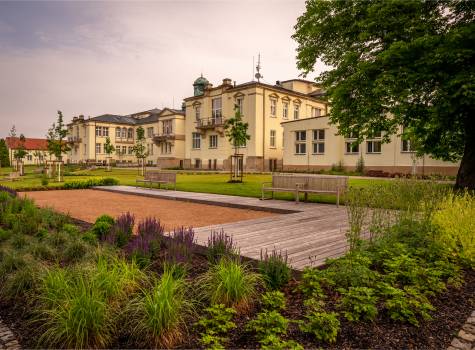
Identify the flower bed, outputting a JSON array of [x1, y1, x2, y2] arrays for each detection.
[[0, 181, 474, 349]]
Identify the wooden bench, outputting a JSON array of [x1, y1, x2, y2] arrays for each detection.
[[2, 172, 20, 182], [262, 173, 348, 206], [136, 171, 176, 190]]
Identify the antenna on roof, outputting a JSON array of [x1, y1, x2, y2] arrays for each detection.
[[252, 56, 255, 81], [255, 53, 263, 83]]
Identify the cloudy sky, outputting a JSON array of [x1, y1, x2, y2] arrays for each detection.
[[0, 0, 324, 139]]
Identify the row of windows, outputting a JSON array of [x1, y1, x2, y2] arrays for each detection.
[[115, 127, 134, 139], [95, 126, 109, 137], [192, 133, 219, 149], [293, 130, 415, 155]]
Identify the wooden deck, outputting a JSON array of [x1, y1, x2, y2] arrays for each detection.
[[94, 186, 349, 270]]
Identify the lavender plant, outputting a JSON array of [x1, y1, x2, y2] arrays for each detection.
[[126, 217, 164, 267], [0, 185, 17, 197], [207, 229, 238, 264], [166, 227, 195, 264], [114, 212, 135, 247]]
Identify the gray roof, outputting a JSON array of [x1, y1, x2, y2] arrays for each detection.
[[93, 114, 137, 125], [89, 108, 183, 126]]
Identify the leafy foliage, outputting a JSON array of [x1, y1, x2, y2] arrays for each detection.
[[299, 311, 340, 344], [261, 291, 286, 311], [338, 287, 378, 322], [196, 304, 236, 350], [207, 229, 238, 264], [258, 248, 292, 290], [62, 177, 119, 189]]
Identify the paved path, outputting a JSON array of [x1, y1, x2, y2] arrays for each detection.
[[448, 310, 475, 350], [95, 186, 349, 270], [0, 318, 20, 350]]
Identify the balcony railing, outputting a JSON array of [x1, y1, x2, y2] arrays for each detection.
[[67, 136, 82, 143], [195, 116, 226, 129], [152, 133, 185, 143], [115, 137, 134, 144]]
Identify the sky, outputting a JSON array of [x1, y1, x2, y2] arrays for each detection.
[[0, 0, 325, 139]]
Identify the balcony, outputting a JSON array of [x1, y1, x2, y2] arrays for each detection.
[[115, 137, 135, 144], [195, 116, 226, 132], [152, 133, 185, 143], [67, 136, 82, 143]]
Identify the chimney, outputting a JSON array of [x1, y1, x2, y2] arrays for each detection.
[[78, 115, 84, 121], [73, 116, 78, 122], [276, 80, 281, 86], [222, 78, 232, 86]]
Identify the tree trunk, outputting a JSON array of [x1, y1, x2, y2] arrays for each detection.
[[456, 126, 475, 190]]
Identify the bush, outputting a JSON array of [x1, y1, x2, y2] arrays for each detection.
[[63, 240, 88, 263], [338, 287, 378, 322], [196, 304, 236, 349], [300, 268, 326, 299], [0, 227, 12, 242], [0, 251, 27, 278], [199, 258, 261, 311], [322, 253, 379, 289], [28, 241, 56, 261], [261, 291, 286, 311], [258, 248, 292, 290], [125, 217, 164, 266], [126, 268, 191, 348], [96, 215, 115, 226], [41, 176, 49, 186], [62, 223, 80, 236], [113, 212, 135, 247], [432, 191, 475, 265], [167, 227, 195, 264], [1, 264, 40, 301], [207, 229, 238, 264], [299, 311, 340, 344], [92, 222, 113, 240], [82, 231, 98, 245], [62, 177, 119, 190]]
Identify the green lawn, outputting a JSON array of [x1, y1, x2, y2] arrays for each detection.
[[0, 166, 404, 204]]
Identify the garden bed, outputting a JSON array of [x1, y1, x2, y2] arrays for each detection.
[[1, 180, 474, 349]]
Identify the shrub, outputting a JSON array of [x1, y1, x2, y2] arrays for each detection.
[[323, 252, 379, 289], [62, 223, 80, 236], [126, 268, 191, 348], [82, 231, 98, 245], [338, 287, 378, 322], [199, 258, 261, 311], [11, 233, 28, 249], [299, 311, 340, 343], [63, 239, 88, 263], [196, 304, 236, 349], [0, 227, 12, 242], [114, 212, 135, 247], [28, 241, 55, 261], [41, 176, 49, 186], [432, 191, 475, 265], [0, 251, 26, 277], [92, 222, 113, 240], [261, 291, 286, 311], [47, 231, 70, 248], [258, 248, 292, 290], [126, 217, 164, 266], [167, 227, 195, 264], [1, 264, 40, 301], [62, 177, 119, 189], [96, 214, 115, 226], [300, 268, 326, 299], [207, 229, 238, 264], [378, 283, 434, 326]]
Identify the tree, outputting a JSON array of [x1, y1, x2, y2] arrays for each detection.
[[13, 134, 27, 175], [46, 111, 71, 181], [293, 0, 475, 188], [224, 105, 250, 182], [104, 137, 115, 171], [0, 139, 10, 168], [132, 126, 148, 176]]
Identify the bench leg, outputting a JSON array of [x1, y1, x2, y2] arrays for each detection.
[[304, 192, 308, 202], [295, 190, 299, 203], [336, 189, 340, 207]]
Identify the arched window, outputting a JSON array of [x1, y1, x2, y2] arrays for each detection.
[[116, 127, 121, 138], [121, 127, 127, 138], [127, 128, 133, 139]]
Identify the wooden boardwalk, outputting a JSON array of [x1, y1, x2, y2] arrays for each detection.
[[95, 186, 349, 270]]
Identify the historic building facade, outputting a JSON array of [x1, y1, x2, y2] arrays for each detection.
[[183, 76, 327, 171], [281, 116, 459, 176], [5, 137, 52, 165], [66, 108, 185, 167]]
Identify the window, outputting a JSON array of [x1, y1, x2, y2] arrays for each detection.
[[367, 140, 382, 153], [345, 142, 359, 154], [149, 143, 153, 155], [128, 146, 133, 155], [147, 127, 154, 138], [270, 130, 276, 148], [209, 135, 218, 149], [27, 155, 32, 161], [293, 104, 300, 120], [311, 107, 322, 118], [195, 106, 201, 121], [401, 139, 414, 152], [122, 146, 127, 155], [270, 99, 277, 117], [161, 143, 172, 154], [312, 129, 325, 154], [192, 132, 201, 149], [295, 130, 306, 154], [212, 98, 222, 120], [282, 102, 288, 120], [103, 127, 109, 137], [163, 120, 172, 135], [127, 128, 133, 139], [236, 97, 243, 115], [116, 127, 121, 138], [95, 126, 102, 137], [121, 127, 127, 138], [95, 143, 101, 154]]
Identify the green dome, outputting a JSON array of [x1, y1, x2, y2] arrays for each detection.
[[193, 74, 209, 86], [193, 74, 209, 96]]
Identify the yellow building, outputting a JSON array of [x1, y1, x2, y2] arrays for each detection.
[[5, 137, 53, 166], [66, 108, 185, 167], [282, 116, 459, 176], [183, 76, 327, 171]]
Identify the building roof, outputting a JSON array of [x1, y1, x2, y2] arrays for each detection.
[[5, 137, 48, 151], [93, 114, 137, 125]]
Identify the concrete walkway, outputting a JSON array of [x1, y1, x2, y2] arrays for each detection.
[[94, 186, 349, 270]]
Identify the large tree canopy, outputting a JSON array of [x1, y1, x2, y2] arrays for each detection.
[[293, 0, 474, 188]]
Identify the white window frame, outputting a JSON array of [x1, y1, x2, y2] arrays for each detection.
[[295, 130, 306, 155], [345, 141, 360, 154], [147, 127, 154, 138], [192, 132, 201, 149], [366, 140, 382, 154], [282, 102, 288, 120], [116, 127, 121, 138], [293, 104, 300, 120], [212, 98, 222, 119], [236, 97, 244, 115], [270, 99, 277, 117], [95, 126, 102, 137], [311, 107, 322, 118], [95, 143, 101, 154], [195, 106, 201, 121], [312, 129, 325, 154], [270, 130, 276, 148], [209, 135, 218, 149]]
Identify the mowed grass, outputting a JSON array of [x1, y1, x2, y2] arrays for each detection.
[[0, 166, 412, 204]]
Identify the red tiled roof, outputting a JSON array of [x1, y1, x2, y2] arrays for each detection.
[[5, 137, 49, 151]]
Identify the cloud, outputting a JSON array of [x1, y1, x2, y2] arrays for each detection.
[[0, 1, 326, 138]]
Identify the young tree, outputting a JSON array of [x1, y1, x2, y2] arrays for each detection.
[[46, 110, 71, 181], [224, 105, 250, 181], [0, 139, 10, 168], [103, 137, 115, 171], [132, 126, 148, 176], [293, 0, 475, 189], [13, 134, 27, 175]]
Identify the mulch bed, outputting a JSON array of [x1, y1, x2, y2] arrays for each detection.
[[1, 223, 473, 350]]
